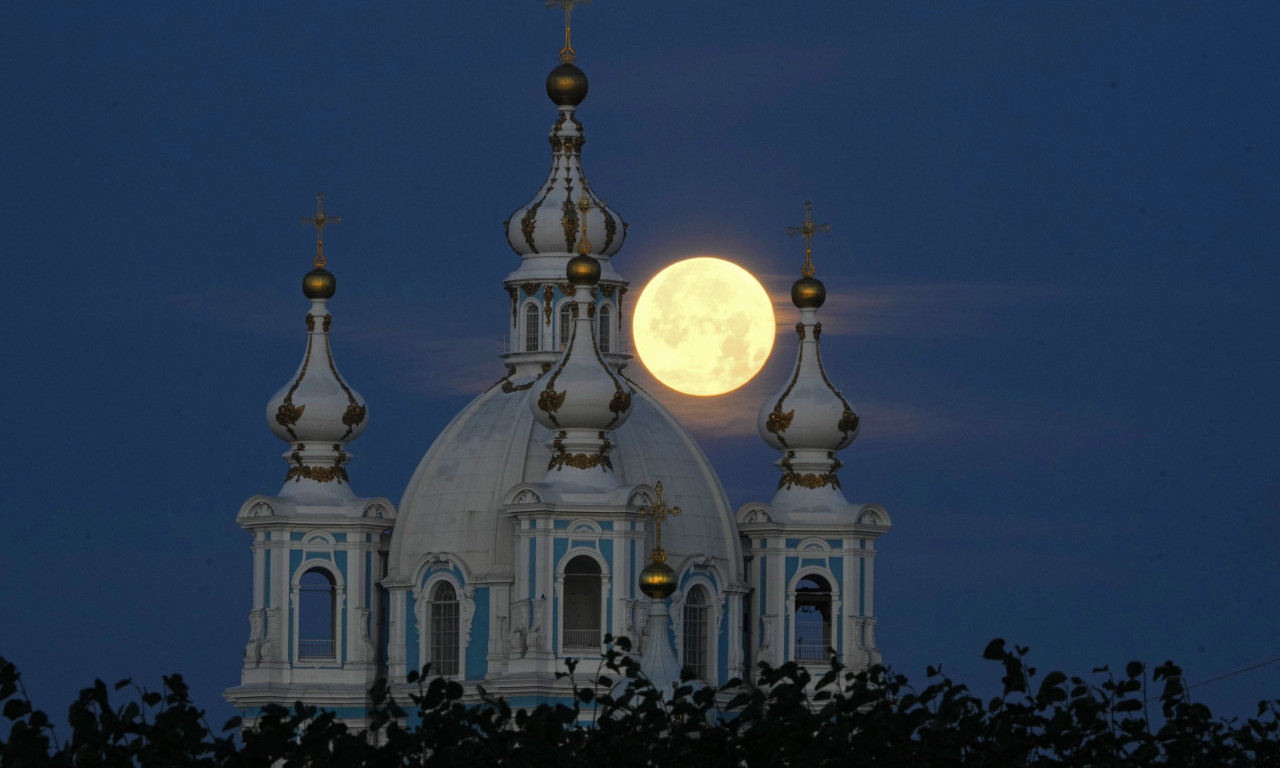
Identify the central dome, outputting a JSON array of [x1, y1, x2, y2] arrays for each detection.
[[388, 383, 742, 584]]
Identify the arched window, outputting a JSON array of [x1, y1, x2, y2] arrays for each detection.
[[558, 302, 572, 349], [429, 582, 460, 676], [793, 575, 832, 661], [299, 569, 336, 660], [523, 303, 541, 351], [562, 555, 602, 650], [598, 304, 612, 352], [682, 585, 710, 681]]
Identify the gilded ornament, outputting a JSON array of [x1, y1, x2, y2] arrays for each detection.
[[766, 408, 795, 436], [608, 389, 631, 417], [558, 282, 573, 296], [522, 283, 540, 297], [520, 199, 544, 253], [275, 402, 306, 430], [301, 193, 340, 270], [538, 388, 567, 419], [547, 450, 613, 472], [600, 284, 616, 298], [785, 200, 830, 280], [323, 315, 332, 333], [587, 301, 595, 319], [541, 362, 552, 373], [276, 332, 315, 439], [560, 195, 579, 253], [286, 464, 350, 484], [570, 303, 579, 319], [601, 207, 617, 252], [343, 404, 367, 428], [796, 322, 805, 341], [305, 315, 315, 332], [323, 335, 365, 439], [638, 481, 682, 566], [549, 136, 563, 152], [507, 286, 518, 325], [814, 322, 822, 340], [838, 409, 860, 437], [543, 284, 554, 325], [778, 470, 842, 491]]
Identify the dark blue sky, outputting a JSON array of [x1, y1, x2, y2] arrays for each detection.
[[3, 2, 1278, 727]]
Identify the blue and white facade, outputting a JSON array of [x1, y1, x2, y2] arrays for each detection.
[[226, 46, 889, 724]]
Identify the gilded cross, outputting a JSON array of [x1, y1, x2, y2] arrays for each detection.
[[639, 481, 682, 563], [546, 0, 590, 64], [301, 193, 340, 269], [786, 200, 830, 279]]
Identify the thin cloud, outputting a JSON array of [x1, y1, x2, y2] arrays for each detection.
[[758, 276, 1060, 339]]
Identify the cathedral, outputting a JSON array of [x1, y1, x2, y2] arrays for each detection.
[[224, 8, 891, 726]]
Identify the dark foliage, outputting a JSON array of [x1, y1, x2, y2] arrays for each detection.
[[3, 637, 1279, 766]]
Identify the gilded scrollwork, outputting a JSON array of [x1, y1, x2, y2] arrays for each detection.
[[324, 335, 366, 439], [305, 315, 315, 332], [521, 283, 539, 297], [520, 199, 543, 254], [543, 284, 554, 325], [601, 207, 617, 252], [838, 409, 860, 437], [506, 286, 518, 326], [275, 402, 306, 434], [777, 467, 841, 491], [599, 284, 616, 298], [537, 389, 566, 424], [796, 322, 805, 341], [286, 460, 350, 484], [548, 449, 613, 472], [766, 409, 794, 435], [560, 194, 578, 253], [323, 315, 332, 333]]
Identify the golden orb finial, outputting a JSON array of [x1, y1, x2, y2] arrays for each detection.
[[639, 558, 677, 599]]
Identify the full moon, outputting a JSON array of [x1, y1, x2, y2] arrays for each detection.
[[632, 257, 775, 396]]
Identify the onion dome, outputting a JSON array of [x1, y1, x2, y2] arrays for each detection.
[[529, 197, 633, 487], [265, 195, 368, 502], [503, 60, 627, 265], [757, 202, 859, 514]]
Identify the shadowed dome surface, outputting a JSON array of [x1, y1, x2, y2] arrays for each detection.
[[389, 381, 743, 584]]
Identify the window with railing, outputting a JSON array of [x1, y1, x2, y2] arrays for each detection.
[[430, 582, 460, 676], [562, 555, 602, 650], [299, 569, 336, 661], [793, 575, 832, 662], [683, 585, 710, 680], [524, 303, 540, 351]]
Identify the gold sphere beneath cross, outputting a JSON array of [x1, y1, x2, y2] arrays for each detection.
[[546, 62, 588, 106], [303, 268, 336, 299], [639, 558, 677, 599], [791, 276, 826, 309], [566, 254, 600, 285]]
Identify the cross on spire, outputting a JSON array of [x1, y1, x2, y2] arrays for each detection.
[[546, 0, 590, 64], [639, 481, 682, 563], [786, 200, 830, 279], [301, 193, 340, 269]]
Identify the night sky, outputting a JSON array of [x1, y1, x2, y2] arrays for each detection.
[[3, 2, 1278, 728]]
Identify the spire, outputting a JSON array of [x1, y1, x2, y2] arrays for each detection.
[[503, 4, 626, 265], [636, 481, 682, 696], [265, 194, 369, 503], [529, 202, 634, 488], [757, 202, 860, 517]]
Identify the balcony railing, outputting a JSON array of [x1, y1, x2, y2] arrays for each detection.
[[793, 643, 829, 661], [298, 639, 335, 660], [562, 628, 601, 650]]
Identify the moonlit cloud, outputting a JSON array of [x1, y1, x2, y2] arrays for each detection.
[[759, 276, 1060, 339]]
